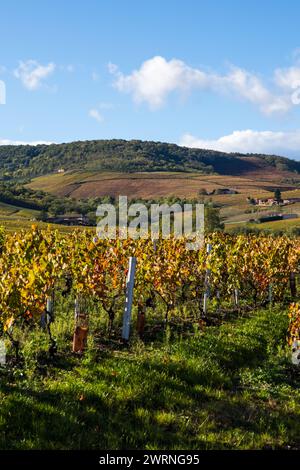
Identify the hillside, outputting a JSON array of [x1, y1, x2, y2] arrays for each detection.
[[1, 139, 300, 178], [1, 139, 300, 232]]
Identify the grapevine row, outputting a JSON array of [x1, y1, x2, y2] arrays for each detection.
[[0, 227, 299, 340]]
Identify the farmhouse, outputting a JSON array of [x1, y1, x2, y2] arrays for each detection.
[[251, 198, 293, 207]]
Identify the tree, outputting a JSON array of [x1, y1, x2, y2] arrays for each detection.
[[198, 188, 207, 196], [247, 196, 256, 205], [274, 188, 282, 203], [37, 209, 48, 222], [205, 206, 224, 232]]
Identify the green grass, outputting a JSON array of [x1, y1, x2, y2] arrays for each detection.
[[0, 201, 38, 218], [226, 217, 300, 232], [252, 217, 300, 230], [0, 307, 299, 450]]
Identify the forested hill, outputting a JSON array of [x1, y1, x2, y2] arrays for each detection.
[[0, 139, 299, 178]]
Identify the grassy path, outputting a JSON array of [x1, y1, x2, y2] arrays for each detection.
[[0, 307, 299, 450]]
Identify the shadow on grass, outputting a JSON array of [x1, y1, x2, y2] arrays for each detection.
[[0, 309, 299, 450]]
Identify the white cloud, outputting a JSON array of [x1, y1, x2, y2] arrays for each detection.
[[14, 60, 56, 90], [0, 139, 54, 145], [110, 56, 209, 110], [109, 55, 295, 114], [179, 129, 300, 158], [274, 66, 300, 90], [89, 108, 104, 123], [222, 67, 290, 114]]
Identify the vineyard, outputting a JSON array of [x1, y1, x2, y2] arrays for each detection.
[[1, 226, 300, 353], [1, 227, 300, 450]]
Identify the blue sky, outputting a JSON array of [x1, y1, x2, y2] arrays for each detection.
[[1, 0, 300, 157]]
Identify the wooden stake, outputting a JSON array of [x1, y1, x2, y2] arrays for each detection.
[[137, 304, 146, 338], [72, 295, 88, 353], [122, 257, 137, 341], [203, 243, 212, 315], [290, 272, 297, 298], [41, 293, 54, 328], [268, 283, 273, 305], [46, 295, 54, 323], [74, 296, 80, 321], [234, 288, 239, 307]]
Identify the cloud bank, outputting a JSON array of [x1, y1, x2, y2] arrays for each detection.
[[0, 139, 54, 146], [180, 129, 300, 158]]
